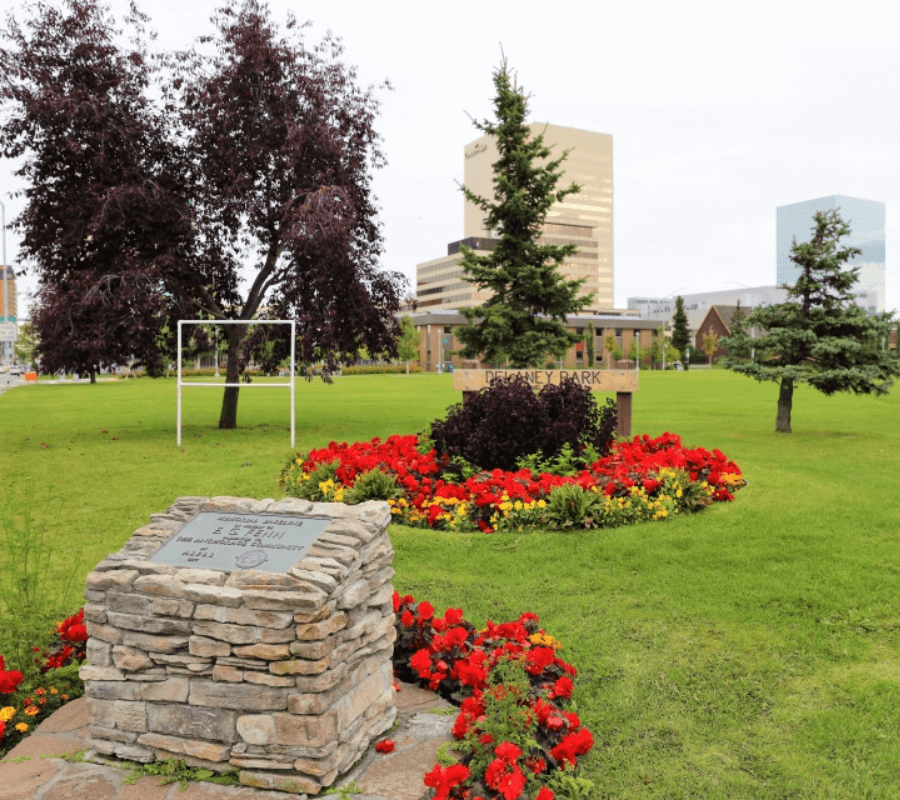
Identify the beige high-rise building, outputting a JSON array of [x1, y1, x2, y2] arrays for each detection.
[[416, 123, 613, 311]]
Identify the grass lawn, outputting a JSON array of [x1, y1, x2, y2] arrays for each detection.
[[2, 371, 899, 798]]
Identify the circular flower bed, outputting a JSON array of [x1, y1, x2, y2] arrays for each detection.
[[280, 432, 745, 533]]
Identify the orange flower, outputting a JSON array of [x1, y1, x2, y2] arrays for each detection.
[[24, 706, 40, 717]]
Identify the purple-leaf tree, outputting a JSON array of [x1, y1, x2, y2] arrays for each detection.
[[1, 0, 404, 425], [167, 0, 404, 427], [0, 0, 193, 382]]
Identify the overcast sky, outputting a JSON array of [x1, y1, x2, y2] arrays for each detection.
[[2, 0, 897, 316]]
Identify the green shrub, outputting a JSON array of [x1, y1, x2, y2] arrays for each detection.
[[544, 483, 604, 530], [342, 364, 424, 375], [282, 459, 340, 501], [344, 469, 400, 503]]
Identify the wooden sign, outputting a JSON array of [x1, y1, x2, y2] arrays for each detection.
[[453, 368, 639, 394]]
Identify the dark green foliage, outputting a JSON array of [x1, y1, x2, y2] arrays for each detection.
[[344, 468, 399, 503], [429, 376, 616, 472], [454, 59, 592, 368], [671, 296, 691, 362], [722, 300, 753, 361], [585, 322, 595, 366], [545, 483, 604, 530], [723, 208, 900, 432]]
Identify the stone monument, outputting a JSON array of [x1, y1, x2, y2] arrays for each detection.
[[80, 495, 397, 795]]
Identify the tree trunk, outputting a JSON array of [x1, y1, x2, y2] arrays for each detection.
[[218, 325, 246, 429], [776, 377, 793, 433], [89, 369, 97, 384]]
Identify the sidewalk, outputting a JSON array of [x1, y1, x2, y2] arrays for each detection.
[[0, 681, 455, 800]]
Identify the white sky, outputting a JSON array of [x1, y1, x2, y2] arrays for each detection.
[[2, 0, 898, 316]]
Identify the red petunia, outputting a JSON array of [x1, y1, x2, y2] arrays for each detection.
[[417, 601, 435, 621], [423, 763, 471, 800]]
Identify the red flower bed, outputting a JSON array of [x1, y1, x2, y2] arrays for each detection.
[[281, 432, 745, 532], [393, 592, 595, 799]]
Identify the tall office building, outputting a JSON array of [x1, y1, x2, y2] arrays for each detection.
[[417, 123, 614, 311], [776, 195, 885, 314]]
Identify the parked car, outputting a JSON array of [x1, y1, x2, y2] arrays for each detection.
[[9, 364, 25, 376]]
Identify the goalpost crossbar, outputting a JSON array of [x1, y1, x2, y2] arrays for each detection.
[[177, 319, 296, 448]]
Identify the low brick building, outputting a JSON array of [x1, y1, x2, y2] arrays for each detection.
[[408, 311, 662, 371]]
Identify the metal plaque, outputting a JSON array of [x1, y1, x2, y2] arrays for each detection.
[[146, 512, 333, 573]]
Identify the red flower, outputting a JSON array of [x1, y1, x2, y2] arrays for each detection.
[[525, 755, 546, 775], [550, 727, 594, 768], [375, 739, 395, 753], [423, 763, 471, 800], [418, 601, 435, 621], [0, 665, 23, 695], [534, 787, 554, 800], [484, 758, 527, 800], [549, 677, 573, 700]]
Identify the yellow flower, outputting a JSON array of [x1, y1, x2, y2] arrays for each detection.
[[15, 723, 28, 733], [50, 688, 58, 695], [0, 706, 16, 721], [24, 706, 40, 717], [537, 499, 546, 509]]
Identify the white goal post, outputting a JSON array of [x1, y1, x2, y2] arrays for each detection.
[[177, 319, 296, 448]]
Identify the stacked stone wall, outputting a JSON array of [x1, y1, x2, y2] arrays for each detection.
[[81, 496, 396, 795]]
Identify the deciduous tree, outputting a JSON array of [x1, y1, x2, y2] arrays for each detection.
[[1, 0, 405, 423], [454, 58, 592, 369], [167, 0, 404, 427], [701, 330, 719, 366], [396, 316, 420, 373], [723, 209, 899, 432], [0, 0, 192, 384]]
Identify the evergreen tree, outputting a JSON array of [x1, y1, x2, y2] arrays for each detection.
[[670, 296, 691, 368], [454, 59, 593, 368], [720, 299, 753, 362], [585, 322, 595, 366], [727, 209, 899, 432]]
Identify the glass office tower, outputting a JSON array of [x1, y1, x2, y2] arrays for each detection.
[[776, 195, 886, 314]]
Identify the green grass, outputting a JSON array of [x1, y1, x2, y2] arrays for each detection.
[[2, 371, 899, 798]]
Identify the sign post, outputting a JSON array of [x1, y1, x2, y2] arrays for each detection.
[[453, 368, 639, 439]]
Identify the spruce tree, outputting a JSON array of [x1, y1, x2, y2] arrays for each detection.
[[585, 322, 595, 366], [670, 296, 691, 368], [720, 299, 753, 362], [454, 59, 593, 368], [726, 209, 899, 432]]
